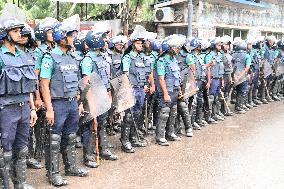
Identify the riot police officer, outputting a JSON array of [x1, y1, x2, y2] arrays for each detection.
[[220, 35, 234, 116], [251, 37, 264, 105], [0, 17, 37, 189], [232, 40, 252, 114], [81, 31, 118, 167], [259, 36, 277, 103], [155, 35, 186, 146], [205, 37, 225, 122], [186, 38, 214, 128], [40, 22, 88, 186], [174, 38, 195, 136], [120, 34, 148, 153], [15, 24, 44, 170], [33, 17, 58, 161]]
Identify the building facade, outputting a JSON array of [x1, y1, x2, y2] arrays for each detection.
[[154, 0, 284, 39]]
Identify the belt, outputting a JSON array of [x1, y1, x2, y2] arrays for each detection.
[[133, 86, 145, 89], [211, 77, 221, 79], [1, 101, 26, 108], [52, 97, 77, 101]]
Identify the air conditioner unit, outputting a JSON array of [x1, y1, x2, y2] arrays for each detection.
[[154, 7, 175, 23]]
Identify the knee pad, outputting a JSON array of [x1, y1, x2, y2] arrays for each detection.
[[16, 146, 29, 159], [124, 112, 132, 123], [159, 107, 170, 121]]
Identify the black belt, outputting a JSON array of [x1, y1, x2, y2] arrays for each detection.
[[211, 77, 221, 79], [133, 86, 144, 89], [52, 97, 77, 101], [1, 101, 27, 108]]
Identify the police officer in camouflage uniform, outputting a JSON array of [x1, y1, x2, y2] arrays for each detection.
[[81, 31, 118, 167], [0, 17, 37, 189], [40, 22, 88, 187], [155, 35, 185, 146]]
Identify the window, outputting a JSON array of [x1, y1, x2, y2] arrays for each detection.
[[216, 27, 248, 40]]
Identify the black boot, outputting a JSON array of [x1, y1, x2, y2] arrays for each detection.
[[156, 107, 170, 146], [61, 133, 88, 177], [166, 105, 181, 141], [178, 100, 193, 137], [120, 113, 135, 153], [45, 134, 67, 187], [11, 147, 34, 189], [0, 151, 11, 189], [98, 120, 118, 161], [83, 148, 98, 168], [27, 129, 43, 169], [235, 94, 246, 114]]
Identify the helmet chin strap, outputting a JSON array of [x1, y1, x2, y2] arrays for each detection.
[[7, 35, 16, 45]]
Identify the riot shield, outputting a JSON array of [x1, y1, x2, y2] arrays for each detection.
[[181, 68, 199, 99], [233, 69, 247, 86], [110, 74, 135, 113], [263, 60, 273, 78], [275, 59, 284, 76], [79, 72, 111, 117]]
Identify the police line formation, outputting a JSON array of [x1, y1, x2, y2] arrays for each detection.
[[0, 3, 284, 189]]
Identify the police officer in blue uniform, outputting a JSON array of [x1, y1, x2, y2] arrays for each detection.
[[81, 31, 118, 167], [232, 40, 252, 114], [120, 34, 148, 153], [15, 24, 44, 170], [40, 22, 88, 186], [73, 31, 88, 148], [155, 35, 185, 146], [174, 39, 194, 137], [0, 17, 37, 189], [251, 37, 265, 105], [205, 37, 225, 122], [220, 35, 234, 116], [259, 36, 277, 103], [107, 35, 128, 134], [33, 18, 58, 162]]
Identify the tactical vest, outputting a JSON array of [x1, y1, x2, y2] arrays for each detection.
[[128, 53, 146, 87], [194, 54, 207, 80], [0, 50, 37, 106], [141, 53, 153, 80], [50, 52, 79, 99], [210, 52, 224, 78], [175, 52, 188, 83], [87, 53, 110, 90], [110, 52, 122, 79], [73, 51, 84, 79], [252, 51, 261, 72], [232, 51, 247, 73], [279, 50, 284, 64], [157, 56, 181, 93], [223, 52, 233, 74], [264, 46, 275, 64]]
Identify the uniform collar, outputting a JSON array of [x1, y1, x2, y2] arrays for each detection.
[[164, 53, 175, 61], [1, 44, 21, 57], [130, 50, 139, 57], [52, 46, 67, 56]]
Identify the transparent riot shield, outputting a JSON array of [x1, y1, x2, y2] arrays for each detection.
[[110, 74, 135, 113], [181, 68, 199, 99], [79, 72, 111, 117]]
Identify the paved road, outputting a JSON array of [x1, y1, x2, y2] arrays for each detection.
[[29, 100, 284, 189]]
